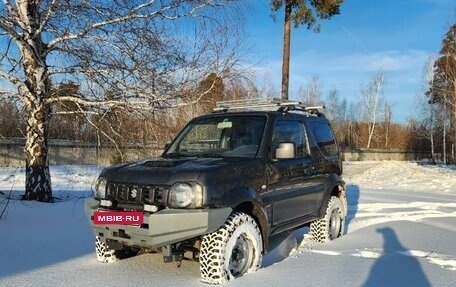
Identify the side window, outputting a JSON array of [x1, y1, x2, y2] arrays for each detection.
[[272, 120, 309, 158], [308, 122, 339, 157]]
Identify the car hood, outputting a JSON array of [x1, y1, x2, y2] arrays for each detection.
[[100, 157, 254, 185]]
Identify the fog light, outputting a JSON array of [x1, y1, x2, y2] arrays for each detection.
[[144, 204, 158, 213], [100, 199, 112, 207]]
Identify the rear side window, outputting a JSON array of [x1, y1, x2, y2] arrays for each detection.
[[272, 120, 309, 158], [308, 122, 339, 157]]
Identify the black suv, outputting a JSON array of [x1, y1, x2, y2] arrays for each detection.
[[85, 98, 347, 284]]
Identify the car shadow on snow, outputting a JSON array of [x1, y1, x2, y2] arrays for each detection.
[[362, 227, 431, 287], [345, 184, 360, 232]]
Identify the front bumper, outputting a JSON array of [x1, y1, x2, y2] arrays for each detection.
[[84, 198, 232, 248]]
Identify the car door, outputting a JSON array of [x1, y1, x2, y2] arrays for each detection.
[[263, 119, 324, 226]]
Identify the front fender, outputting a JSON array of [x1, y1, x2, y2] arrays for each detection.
[[217, 186, 270, 253]]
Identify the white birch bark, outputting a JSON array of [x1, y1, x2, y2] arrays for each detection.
[[361, 72, 384, 149], [14, 0, 53, 201]]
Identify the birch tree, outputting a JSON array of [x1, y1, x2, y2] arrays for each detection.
[[411, 54, 439, 163], [298, 74, 323, 105], [383, 102, 392, 148], [360, 72, 385, 149], [324, 87, 347, 148], [0, 0, 244, 202]]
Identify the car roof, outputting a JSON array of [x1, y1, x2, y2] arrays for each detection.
[[194, 110, 329, 123], [206, 98, 328, 120]]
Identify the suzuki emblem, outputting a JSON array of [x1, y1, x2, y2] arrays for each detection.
[[130, 188, 138, 199]]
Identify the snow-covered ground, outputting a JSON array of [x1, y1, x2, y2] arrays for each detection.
[[1, 161, 456, 287]]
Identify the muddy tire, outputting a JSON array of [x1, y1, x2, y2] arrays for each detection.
[[310, 196, 345, 243], [199, 212, 263, 284]]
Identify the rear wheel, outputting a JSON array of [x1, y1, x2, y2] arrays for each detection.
[[199, 212, 263, 284], [310, 196, 345, 243]]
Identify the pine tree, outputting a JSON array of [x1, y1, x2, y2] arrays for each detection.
[[270, 0, 344, 99], [427, 24, 456, 163]]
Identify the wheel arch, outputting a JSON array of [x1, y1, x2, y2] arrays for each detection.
[[218, 186, 270, 254], [318, 174, 346, 218], [232, 201, 270, 253]]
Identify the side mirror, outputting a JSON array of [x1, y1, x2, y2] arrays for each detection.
[[275, 142, 296, 159]]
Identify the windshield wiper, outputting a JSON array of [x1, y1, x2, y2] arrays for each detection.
[[198, 153, 224, 158], [164, 152, 188, 158]]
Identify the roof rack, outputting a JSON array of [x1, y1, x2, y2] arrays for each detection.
[[213, 97, 325, 116]]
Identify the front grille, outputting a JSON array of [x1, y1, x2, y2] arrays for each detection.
[[106, 182, 169, 206]]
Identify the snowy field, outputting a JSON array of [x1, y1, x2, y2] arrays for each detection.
[[1, 161, 456, 287]]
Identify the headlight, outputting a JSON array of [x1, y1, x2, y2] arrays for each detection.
[[94, 177, 107, 199], [168, 183, 203, 208]]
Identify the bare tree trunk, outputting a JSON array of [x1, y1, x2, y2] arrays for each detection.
[[384, 103, 391, 148], [23, 98, 52, 201], [18, 1, 53, 201], [443, 122, 447, 164], [367, 122, 374, 149], [451, 106, 456, 164], [452, 143, 455, 164], [385, 124, 389, 148], [453, 85, 456, 164], [430, 105, 436, 164], [430, 129, 436, 164], [281, 0, 292, 100], [430, 106, 436, 164]]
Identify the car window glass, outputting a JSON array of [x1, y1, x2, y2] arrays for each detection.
[[309, 122, 339, 156], [272, 120, 309, 158], [166, 116, 266, 158]]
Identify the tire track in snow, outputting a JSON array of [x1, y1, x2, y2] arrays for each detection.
[[304, 248, 456, 272], [347, 202, 456, 233]]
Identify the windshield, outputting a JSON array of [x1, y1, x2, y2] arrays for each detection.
[[165, 115, 266, 159]]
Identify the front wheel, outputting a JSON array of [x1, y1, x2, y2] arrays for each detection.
[[95, 236, 139, 263], [199, 212, 263, 284], [310, 196, 345, 243], [95, 236, 119, 263]]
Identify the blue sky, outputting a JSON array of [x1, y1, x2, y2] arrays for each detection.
[[244, 0, 455, 123]]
